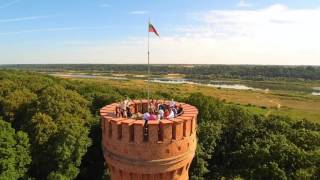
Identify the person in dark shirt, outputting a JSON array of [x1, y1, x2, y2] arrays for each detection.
[[126, 106, 132, 118], [158, 103, 165, 111], [176, 105, 184, 117]]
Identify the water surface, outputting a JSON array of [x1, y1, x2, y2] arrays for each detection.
[[50, 73, 128, 80], [149, 79, 258, 90]]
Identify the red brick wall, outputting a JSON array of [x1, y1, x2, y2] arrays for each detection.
[[100, 100, 198, 180]]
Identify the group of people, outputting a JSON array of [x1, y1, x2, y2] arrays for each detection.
[[115, 98, 133, 118], [115, 98, 184, 121], [143, 99, 183, 121], [115, 98, 184, 139]]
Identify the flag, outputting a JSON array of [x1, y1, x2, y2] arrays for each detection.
[[149, 23, 159, 37]]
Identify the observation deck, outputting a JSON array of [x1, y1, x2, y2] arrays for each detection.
[[100, 99, 198, 180]]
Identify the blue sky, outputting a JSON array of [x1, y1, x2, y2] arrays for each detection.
[[1, 0, 320, 65]]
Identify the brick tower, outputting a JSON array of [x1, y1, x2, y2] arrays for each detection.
[[100, 100, 198, 180]]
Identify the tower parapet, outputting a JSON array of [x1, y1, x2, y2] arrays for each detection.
[[100, 100, 198, 180]]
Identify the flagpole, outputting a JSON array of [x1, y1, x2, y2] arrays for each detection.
[[147, 17, 150, 110]]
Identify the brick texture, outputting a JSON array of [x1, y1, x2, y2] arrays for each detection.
[[100, 100, 198, 180]]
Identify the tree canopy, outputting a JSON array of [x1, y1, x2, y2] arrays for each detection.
[[0, 119, 31, 180]]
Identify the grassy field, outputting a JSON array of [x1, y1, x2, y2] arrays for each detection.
[[58, 74, 320, 122]]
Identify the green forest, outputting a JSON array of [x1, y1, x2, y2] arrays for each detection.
[[0, 70, 319, 180], [2, 64, 320, 80]]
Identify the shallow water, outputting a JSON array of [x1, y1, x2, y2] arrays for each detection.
[[149, 79, 198, 85], [206, 84, 257, 90], [312, 92, 320, 96], [149, 79, 258, 90], [50, 73, 128, 80]]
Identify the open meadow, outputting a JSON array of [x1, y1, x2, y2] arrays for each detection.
[[55, 73, 320, 123]]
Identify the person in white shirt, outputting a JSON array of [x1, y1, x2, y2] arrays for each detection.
[[143, 112, 150, 121], [143, 111, 150, 134], [158, 109, 164, 120], [120, 101, 127, 117], [166, 108, 175, 119]]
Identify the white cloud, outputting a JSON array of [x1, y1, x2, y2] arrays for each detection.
[[0, 16, 47, 23], [237, 0, 252, 8], [194, 4, 320, 41], [0, 26, 112, 36], [130, 10, 149, 15], [155, 4, 320, 65], [83, 4, 319, 65]]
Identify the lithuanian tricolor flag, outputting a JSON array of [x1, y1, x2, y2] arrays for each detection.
[[149, 23, 159, 37]]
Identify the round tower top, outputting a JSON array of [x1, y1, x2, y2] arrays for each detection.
[[100, 99, 198, 175], [100, 99, 198, 141]]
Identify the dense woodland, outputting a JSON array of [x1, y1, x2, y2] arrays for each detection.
[[2, 64, 320, 80], [0, 70, 319, 180]]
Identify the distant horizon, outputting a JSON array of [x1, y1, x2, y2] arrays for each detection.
[[1, 63, 320, 67]]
